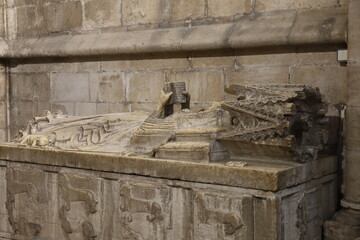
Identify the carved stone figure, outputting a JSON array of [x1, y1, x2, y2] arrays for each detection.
[[13, 83, 329, 163], [6, 168, 45, 238], [195, 193, 243, 235], [58, 173, 98, 239]]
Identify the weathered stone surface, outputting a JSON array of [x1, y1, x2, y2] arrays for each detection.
[[127, 71, 165, 102], [0, 101, 6, 129], [295, 50, 338, 66], [44, 1, 82, 33], [51, 102, 75, 115], [96, 103, 129, 114], [16, 6, 46, 36], [347, 64, 360, 107], [343, 148, 360, 204], [0, 70, 5, 101], [345, 106, 360, 151], [236, 49, 296, 67], [0, 129, 6, 142], [101, 55, 190, 71], [225, 66, 289, 87], [95, 72, 126, 102], [169, 0, 205, 21], [74, 102, 96, 116], [289, 7, 348, 45], [228, 11, 296, 48], [122, 0, 160, 25], [51, 73, 90, 102], [207, 0, 251, 18], [181, 23, 233, 50], [8, 8, 347, 58], [290, 65, 347, 104], [10, 73, 50, 102], [10, 101, 37, 129], [84, 0, 121, 29], [168, 70, 224, 102], [191, 52, 235, 69], [256, 0, 339, 12], [0, 147, 339, 239], [324, 209, 360, 240], [348, 0, 360, 62]]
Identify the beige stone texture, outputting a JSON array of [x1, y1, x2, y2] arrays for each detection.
[[74, 102, 96, 116], [345, 106, 360, 151], [236, 49, 296, 67], [0, 3, 5, 38], [131, 102, 157, 111], [0, 70, 5, 101], [225, 66, 289, 87], [347, 63, 360, 107], [96, 103, 129, 114], [182, 23, 233, 50], [0, 101, 5, 129], [348, 0, 360, 62], [16, 6, 46, 36], [207, 0, 251, 17], [127, 71, 165, 103], [10, 73, 50, 102], [51, 73, 90, 102], [122, 0, 161, 25], [295, 50, 338, 66], [44, 1, 82, 33], [77, 61, 101, 72], [344, 148, 360, 203], [0, 147, 338, 239], [256, 0, 339, 12], [169, 0, 205, 21], [168, 70, 224, 102], [290, 65, 347, 104], [228, 11, 296, 48], [51, 102, 75, 115], [101, 55, 190, 71], [8, 8, 346, 59], [289, 7, 348, 45], [37, 101, 51, 113], [10, 100, 37, 129], [191, 53, 235, 69], [94, 72, 126, 102], [0, 129, 6, 142], [84, 0, 121, 29]]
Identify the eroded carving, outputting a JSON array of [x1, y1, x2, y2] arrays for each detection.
[[58, 173, 98, 239], [6, 168, 44, 238], [13, 83, 329, 163], [119, 183, 164, 223], [195, 193, 243, 235]]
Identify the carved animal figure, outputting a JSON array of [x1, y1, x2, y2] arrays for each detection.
[[6, 168, 42, 238], [58, 173, 97, 239], [195, 194, 243, 235], [119, 184, 164, 223]]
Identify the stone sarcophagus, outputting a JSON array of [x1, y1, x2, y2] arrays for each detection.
[[0, 84, 338, 239]]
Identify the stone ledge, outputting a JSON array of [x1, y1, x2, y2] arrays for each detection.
[[0, 144, 337, 191], [4, 7, 347, 58]]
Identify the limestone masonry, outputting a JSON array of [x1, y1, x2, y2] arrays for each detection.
[[0, 0, 359, 239]]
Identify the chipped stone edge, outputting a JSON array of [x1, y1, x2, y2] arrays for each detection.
[[0, 7, 347, 58], [0, 144, 337, 191]]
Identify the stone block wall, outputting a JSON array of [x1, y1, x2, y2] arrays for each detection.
[[9, 47, 347, 138], [5, 0, 347, 39]]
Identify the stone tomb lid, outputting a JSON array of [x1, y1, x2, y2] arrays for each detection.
[[0, 144, 336, 191]]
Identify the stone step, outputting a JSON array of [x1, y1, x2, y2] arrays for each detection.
[[154, 141, 210, 163]]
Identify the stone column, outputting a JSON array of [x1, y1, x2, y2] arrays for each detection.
[[324, 0, 360, 239], [0, 63, 7, 142]]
